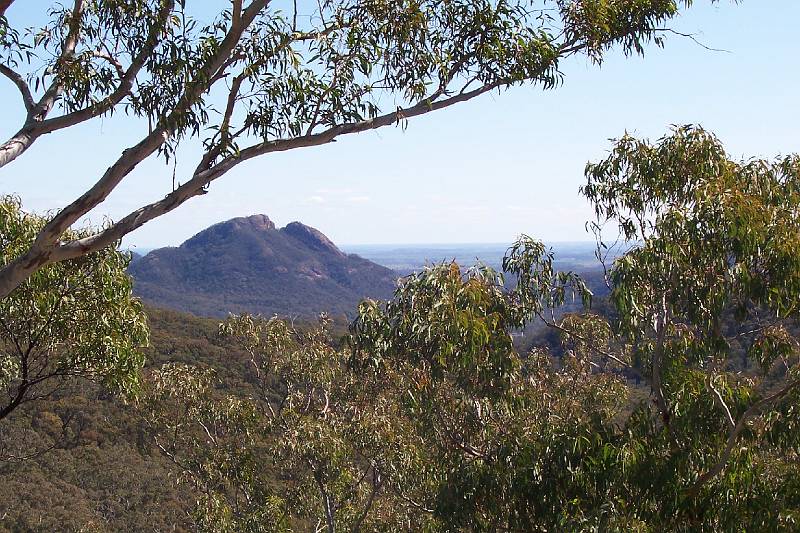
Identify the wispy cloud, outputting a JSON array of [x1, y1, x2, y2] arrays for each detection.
[[443, 204, 491, 214], [303, 190, 371, 207], [346, 195, 370, 204]]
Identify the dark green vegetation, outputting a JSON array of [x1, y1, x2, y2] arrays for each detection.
[[0, 197, 148, 422], [0, 308, 227, 532], [0, 306, 349, 532], [129, 215, 396, 318]]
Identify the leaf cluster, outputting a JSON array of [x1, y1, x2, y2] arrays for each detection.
[[0, 196, 148, 420]]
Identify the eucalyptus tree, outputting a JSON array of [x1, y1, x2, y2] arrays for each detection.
[[0, 196, 148, 423], [144, 315, 441, 532], [578, 125, 800, 528], [0, 0, 702, 298]]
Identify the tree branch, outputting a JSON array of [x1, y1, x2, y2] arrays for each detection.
[[2, 72, 537, 291], [1, 18, 585, 295], [44, 80, 505, 264], [34, 0, 175, 136], [0, 0, 271, 299], [0, 0, 84, 169], [707, 376, 735, 430], [194, 71, 246, 174], [0, 64, 34, 113], [232, 0, 242, 28], [0, 0, 174, 170], [312, 468, 336, 533], [651, 294, 670, 427], [398, 493, 434, 514], [656, 28, 731, 54], [688, 377, 800, 497], [32, 0, 84, 119], [0, 0, 15, 18], [352, 468, 381, 533], [541, 314, 639, 375], [91, 49, 126, 79]]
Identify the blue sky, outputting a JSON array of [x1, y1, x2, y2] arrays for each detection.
[[1, 1, 798, 248]]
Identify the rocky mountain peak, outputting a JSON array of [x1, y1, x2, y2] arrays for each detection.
[[180, 214, 276, 249], [239, 214, 276, 230], [129, 215, 395, 318], [282, 221, 344, 257]]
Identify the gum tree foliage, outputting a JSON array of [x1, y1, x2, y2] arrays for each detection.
[[0, 196, 148, 423], [145, 316, 439, 532], [579, 125, 800, 528], [142, 253, 619, 532], [0, 0, 702, 298], [144, 127, 800, 531]]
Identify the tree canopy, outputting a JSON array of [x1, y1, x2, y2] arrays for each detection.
[[0, 195, 148, 422], [583, 125, 800, 507], [0, 0, 699, 299], [141, 126, 800, 531]]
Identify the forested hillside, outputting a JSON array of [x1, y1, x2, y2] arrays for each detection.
[[0, 308, 258, 532], [0, 301, 587, 532]]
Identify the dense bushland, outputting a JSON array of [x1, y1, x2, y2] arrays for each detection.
[[3, 126, 800, 531], [143, 128, 800, 531]]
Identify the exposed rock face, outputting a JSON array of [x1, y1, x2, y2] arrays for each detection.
[[181, 215, 276, 249], [128, 215, 396, 318]]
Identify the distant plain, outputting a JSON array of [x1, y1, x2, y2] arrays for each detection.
[[341, 242, 605, 276]]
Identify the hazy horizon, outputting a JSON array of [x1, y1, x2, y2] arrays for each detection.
[[128, 239, 601, 253], [129, 239, 607, 276]]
